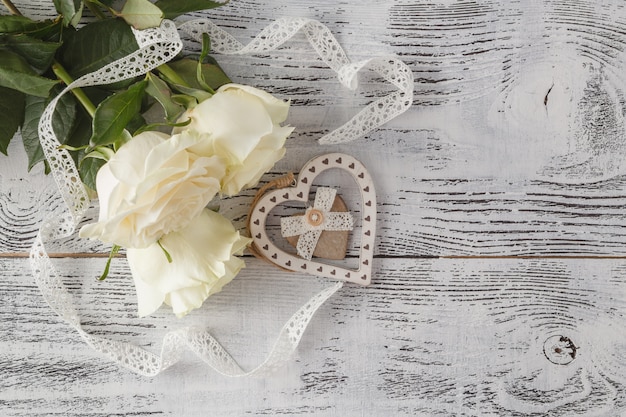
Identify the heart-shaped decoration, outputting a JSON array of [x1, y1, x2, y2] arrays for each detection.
[[249, 153, 376, 286], [285, 194, 350, 260]]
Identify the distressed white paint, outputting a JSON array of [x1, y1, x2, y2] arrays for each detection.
[[3, 0, 626, 415]]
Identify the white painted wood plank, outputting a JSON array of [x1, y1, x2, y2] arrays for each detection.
[[2, 257, 626, 416], [3, 0, 626, 256], [5, 133, 626, 256]]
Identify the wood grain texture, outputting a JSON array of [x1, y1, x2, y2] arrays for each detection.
[[3, 0, 626, 415], [3, 0, 626, 256], [6, 134, 626, 257], [2, 258, 626, 416]]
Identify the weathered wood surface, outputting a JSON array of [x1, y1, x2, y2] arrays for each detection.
[[2, 0, 626, 415], [3, 257, 626, 416]]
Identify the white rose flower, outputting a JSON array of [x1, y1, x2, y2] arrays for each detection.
[[175, 83, 294, 196], [79, 130, 226, 248], [127, 208, 251, 318]]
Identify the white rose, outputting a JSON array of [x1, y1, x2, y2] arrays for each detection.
[[127, 208, 251, 318], [79, 130, 226, 248], [176, 83, 294, 196]]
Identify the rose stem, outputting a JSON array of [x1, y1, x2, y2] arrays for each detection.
[[52, 61, 97, 118], [1, 0, 22, 16]]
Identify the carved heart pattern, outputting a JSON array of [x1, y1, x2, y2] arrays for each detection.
[[249, 153, 376, 286]]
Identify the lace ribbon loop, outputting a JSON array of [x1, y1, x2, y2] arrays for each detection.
[[179, 17, 414, 144]]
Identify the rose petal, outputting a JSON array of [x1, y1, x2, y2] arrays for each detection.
[[190, 89, 274, 162], [80, 130, 226, 249], [125, 209, 250, 317], [219, 83, 290, 123], [127, 249, 167, 317], [108, 131, 168, 184], [164, 284, 211, 318]]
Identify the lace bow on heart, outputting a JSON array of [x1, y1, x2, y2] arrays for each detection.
[[280, 187, 354, 260]]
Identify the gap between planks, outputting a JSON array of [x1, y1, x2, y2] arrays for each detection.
[[3, 253, 626, 260]]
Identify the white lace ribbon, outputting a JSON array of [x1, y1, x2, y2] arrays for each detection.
[[179, 17, 414, 144], [281, 187, 354, 260], [30, 17, 412, 377]]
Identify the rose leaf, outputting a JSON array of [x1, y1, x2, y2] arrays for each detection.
[[167, 58, 231, 91], [0, 87, 25, 155], [89, 80, 147, 147], [0, 67, 58, 97], [118, 0, 164, 30], [22, 88, 81, 171], [153, 0, 228, 19], [79, 154, 106, 192], [59, 18, 138, 79], [51, 86, 79, 146], [53, 0, 84, 27], [2, 34, 62, 74], [20, 95, 46, 169], [145, 73, 184, 122], [0, 16, 58, 35], [0, 50, 58, 97]]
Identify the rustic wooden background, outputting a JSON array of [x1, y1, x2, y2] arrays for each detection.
[[2, 0, 626, 415]]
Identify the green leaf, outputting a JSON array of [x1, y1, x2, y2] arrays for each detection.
[[199, 33, 211, 61], [26, 19, 63, 41], [113, 129, 133, 150], [59, 18, 139, 79], [125, 113, 147, 136], [0, 67, 58, 97], [170, 84, 212, 103], [51, 88, 79, 144], [167, 58, 231, 92], [20, 95, 46, 169], [0, 16, 57, 35], [171, 93, 198, 109], [66, 105, 94, 149], [153, 0, 228, 19], [53, 0, 84, 27], [157, 240, 173, 263], [0, 50, 57, 97], [0, 87, 25, 155], [0, 16, 36, 33], [196, 33, 214, 93], [95, 0, 115, 6], [145, 73, 184, 122], [79, 154, 106, 192], [98, 244, 121, 281], [118, 0, 163, 29], [0, 48, 31, 71], [2, 34, 62, 73], [89, 80, 147, 147], [134, 117, 190, 136], [84, 146, 115, 161], [21, 87, 81, 171]]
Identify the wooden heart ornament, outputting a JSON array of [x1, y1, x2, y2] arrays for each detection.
[[249, 153, 376, 286]]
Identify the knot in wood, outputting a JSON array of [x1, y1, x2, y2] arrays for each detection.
[[543, 335, 577, 365]]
